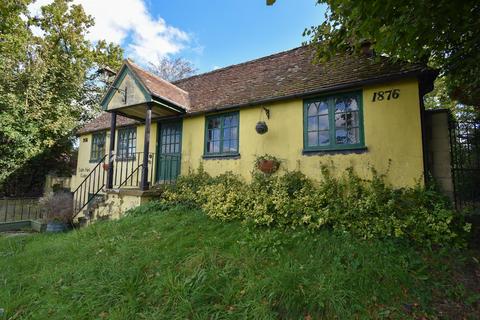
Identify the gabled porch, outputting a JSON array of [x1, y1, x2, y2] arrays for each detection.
[[72, 59, 189, 220], [101, 59, 189, 191]]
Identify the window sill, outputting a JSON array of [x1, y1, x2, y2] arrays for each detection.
[[302, 147, 368, 156], [202, 153, 241, 160]]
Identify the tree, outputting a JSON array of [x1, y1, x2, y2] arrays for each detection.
[[148, 56, 197, 82], [270, 0, 480, 107], [425, 78, 479, 123], [0, 0, 123, 184]]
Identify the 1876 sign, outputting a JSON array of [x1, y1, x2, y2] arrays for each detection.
[[372, 89, 400, 102]]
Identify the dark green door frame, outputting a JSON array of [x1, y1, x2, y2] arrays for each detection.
[[156, 120, 182, 183]]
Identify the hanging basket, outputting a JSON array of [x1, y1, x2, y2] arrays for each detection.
[[255, 121, 268, 134], [256, 159, 280, 174]]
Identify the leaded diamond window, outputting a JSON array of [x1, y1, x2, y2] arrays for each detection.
[[304, 91, 364, 151]]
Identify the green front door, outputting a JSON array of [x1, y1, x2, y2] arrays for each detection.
[[156, 121, 182, 183]]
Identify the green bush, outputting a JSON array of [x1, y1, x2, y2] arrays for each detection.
[[160, 167, 471, 246]]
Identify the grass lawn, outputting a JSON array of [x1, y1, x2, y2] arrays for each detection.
[[1, 206, 479, 319]]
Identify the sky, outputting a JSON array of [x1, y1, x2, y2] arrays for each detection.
[[29, 0, 326, 73]]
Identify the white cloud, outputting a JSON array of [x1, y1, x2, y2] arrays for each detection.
[[28, 0, 190, 64], [213, 66, 221, 70]]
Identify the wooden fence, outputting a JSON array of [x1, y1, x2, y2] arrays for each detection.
[[0, 197, 44, 222]]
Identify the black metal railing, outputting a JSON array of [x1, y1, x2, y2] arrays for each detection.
[[72, 154, 108, 218], [112, 152, 155, 188], [449, 118, 480, 210], [1, 197, 44, 222], [71, 151, 172, 218]]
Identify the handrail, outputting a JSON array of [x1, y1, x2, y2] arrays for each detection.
[[72, 152, 157, 219], [72, 154, 108, 218], [118, 164, 143, 188], [72, 155, 107, 194]]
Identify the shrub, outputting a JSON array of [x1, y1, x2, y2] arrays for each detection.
[[160, 167, 471, 246], [40, 191, 74, 224]]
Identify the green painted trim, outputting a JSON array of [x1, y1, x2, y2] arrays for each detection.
[[156, 119, 183, 182], [116, 126, 137, 160], [89, 131, 106, 162], [203, 111, 240, 156], [202, 153, 240, 160], [151, 96, 187, 114], [100, 64, 152, 110], [303, 90, 365, 152]]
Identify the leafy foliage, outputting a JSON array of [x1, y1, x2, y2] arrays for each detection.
[[162, 167, 471, 246], [299, 0, 480, 106], [425, 77, 480, 122], [0, 0, 123, 183]]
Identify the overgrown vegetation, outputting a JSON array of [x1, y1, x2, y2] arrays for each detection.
[[0, 0, 123, 184], [301, 0, 480, 107], [1, 207, 479, 319], [162, 165, 471, 246]]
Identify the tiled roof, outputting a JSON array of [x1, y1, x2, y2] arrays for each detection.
[[77, 112, 138, 135], [126, 60, 191, 109], [78, 45, 430, 135], [173, 46, 427, 112]]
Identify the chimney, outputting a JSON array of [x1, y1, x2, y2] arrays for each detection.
[[360, 40, 375, 58]]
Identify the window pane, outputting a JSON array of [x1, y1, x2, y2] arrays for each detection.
[[319, 131, 329, 145], [336, 128, 347, 144], [307, 103, 318, 116], [308, 116, 318, 131], [230, 139, 238, 152], [346, 111, 359, 127], [308, 131, 318, 146], [223, 140, 230, 152], [213, 129, 220, 140], [224, 116, 232, 128], [347, 128, 360, 144], [319, 101, 329, 115], [335, 99, 346, 112], [318, 115, 329, 130], [346, 97, 358, 111], [223, 127, 231, 140], [231, 115, 239, 126], [208, 118, 220, 129], [230, 127, 238, 140], [213, 141, 220, 153], [335, 113, 346, 127]]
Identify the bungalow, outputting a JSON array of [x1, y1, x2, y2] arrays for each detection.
[[73, 45, 451, 221]]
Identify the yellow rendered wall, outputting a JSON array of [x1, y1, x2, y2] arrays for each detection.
[[73, 123, 157, 189], [181, 78, 424, 187], [76, 78, 424, 189]]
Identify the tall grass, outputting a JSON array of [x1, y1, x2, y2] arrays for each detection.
[[0, 206, 478, 319]]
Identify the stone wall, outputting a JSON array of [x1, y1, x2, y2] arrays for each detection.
[[424, 109, 454, 200]]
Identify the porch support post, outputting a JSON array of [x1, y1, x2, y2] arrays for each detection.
[[140, 104, 152, 191], [107, 111, 117, 189]]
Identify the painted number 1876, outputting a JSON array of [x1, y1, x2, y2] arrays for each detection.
[[372, 89, 400, 102]]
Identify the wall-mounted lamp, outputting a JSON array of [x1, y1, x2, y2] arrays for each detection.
[[263, 106, 270, 119], [97, 66, 127, 104]]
